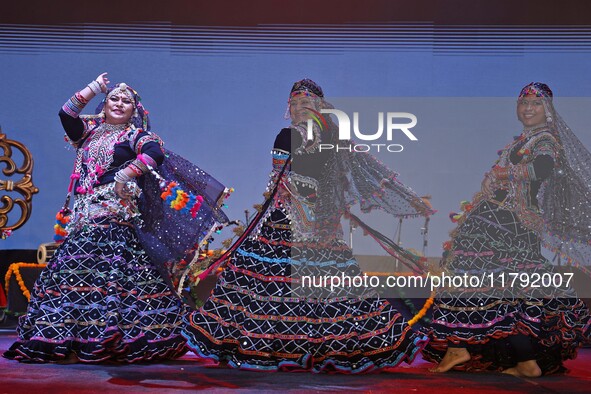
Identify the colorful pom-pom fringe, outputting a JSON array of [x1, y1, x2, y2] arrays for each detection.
[[53, 209, 71, 243]]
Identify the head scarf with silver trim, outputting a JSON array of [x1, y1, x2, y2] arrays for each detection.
[[519, 82, 591, 265]]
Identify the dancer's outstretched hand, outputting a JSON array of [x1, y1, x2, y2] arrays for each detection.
[[95, 72, 110, 92]]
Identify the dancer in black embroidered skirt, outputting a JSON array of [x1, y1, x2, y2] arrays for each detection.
[[182, 79, 434, 373], [424, 82, 591, 376], [4, 73, 188, 363]]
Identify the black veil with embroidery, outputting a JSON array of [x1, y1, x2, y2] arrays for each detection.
[[539, 112, 591, 266], [516, 82, 591, 266], [315, 137, 434, 239], [135, 149, 229, 290]]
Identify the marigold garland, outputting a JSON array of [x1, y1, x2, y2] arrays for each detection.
[[4, 262, 47, 302], [408, 291, 435, 326]]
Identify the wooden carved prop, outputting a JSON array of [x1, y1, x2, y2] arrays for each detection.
[[0, 127, 39, 233]]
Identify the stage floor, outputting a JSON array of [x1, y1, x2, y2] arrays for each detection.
[[0, 333, 590, 393]]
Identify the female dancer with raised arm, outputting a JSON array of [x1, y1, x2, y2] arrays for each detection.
[[5, 73, 189, 363]]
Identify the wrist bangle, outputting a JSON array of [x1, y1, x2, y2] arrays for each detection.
[[62, 92, 87, 118], [128, 163, 144, 177], [75, 91, 89, 105], [131, 159, 149, 173], [136, 153, 157, 169], [87, 80, 102, 95], [114, 170, 133, 184]]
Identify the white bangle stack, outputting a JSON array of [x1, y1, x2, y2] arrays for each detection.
[[87, 80, 103, 95], [114, 170, 133, 184]]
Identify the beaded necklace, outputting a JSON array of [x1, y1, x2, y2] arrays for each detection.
[[74, 122, 130, 194]]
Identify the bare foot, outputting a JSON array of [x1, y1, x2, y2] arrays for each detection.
[[502, 367, 520, 377], [429, 348, 471, 373], [502, 360, 541, 378]]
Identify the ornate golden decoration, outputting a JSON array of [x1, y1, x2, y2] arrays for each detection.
[[0, 127, 39, 232]]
